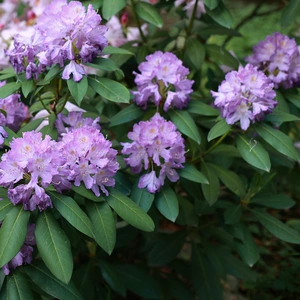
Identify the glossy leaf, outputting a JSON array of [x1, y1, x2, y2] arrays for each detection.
[[106, 188, 155, 232], [252, 209, 300, 244], [7, 271, 33, 300], [210, 144, 240, 157], [35, 211, 73, 283], [264, 110, 300, 123], [206, 1, 233, 28], [49, 191, 93, 238], [184, 39, 205, 70], [37, 64, 61, 85], [155, 186, 179, 222], [109, 104, 144, 127], [206, 44, 239, 69], [250, 194, 296, 209], [254, 123, 300, 161], [67, 76, 88, 106], [72, 184, 104, 202], [207, 119, 231, 142], [103, 46, 134, 56], [18, 118, 44, 134], [21, 79, 34, 98], [0, 206, 30, 268], [0, 200, 13, 221], [86, 201, 116, 255], [136, 2, 163, 28], [224, 205, 242, 225], [25, 262, 83, 300], [237, 134, 271, 172], [0, 82, 21, 99], [203, 0, 219, 10], [88, 77, 130, 103], [102, 0, 126, 20], [86, 57, 120, 72], [201, 162, 219, 206], [169, 110, 201, 144], [187, 99, 219, 116], [281, 0, 300, 27], [178, 163, 209, 184]]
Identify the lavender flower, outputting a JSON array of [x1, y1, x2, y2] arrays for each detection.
[[175, 0, 206, 18], [246, 32, 300, 89], [211, 64, 277, 130], [0, 126, 7, 146], [121, 113, 185, 193], [132, 51, 194, 112], [2, 223, 36, 275], [6, 0, 108, 82]]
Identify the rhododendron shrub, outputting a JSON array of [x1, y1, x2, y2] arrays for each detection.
[[0, 0, 300, 299]]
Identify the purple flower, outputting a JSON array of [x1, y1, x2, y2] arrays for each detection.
[[2, 223, 36, 275], [0, 126, 7, 146], [132, 51, 194, 111], [211, 64, 277, 130], [246, 32, 300, 89], [121, 113, 185, 193]]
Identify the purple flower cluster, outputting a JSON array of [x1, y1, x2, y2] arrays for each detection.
[[6, 0, 108, 82], [2, 223, 36, 275], [0, 122, 118, 210], [211, 64, 277, 130], [121, 113, 185, 193], [55, 111, 100, 136], [246, 32, 300, 89], [0, 81, 29, 131], [132, 51, 194, 112]]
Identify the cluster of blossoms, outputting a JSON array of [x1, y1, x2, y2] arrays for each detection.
[[6, 0, 108, 82], [211, 64, 277, 130], [175, 0, 206, 18], [0, 114, 118, 210], [0, 81, 29, 131], [2, 223, 36, 275], [105, 14, 147, 47], [246, 32, 300, 89], [132, 51, 194, 112], [121, 113, 185, 193]]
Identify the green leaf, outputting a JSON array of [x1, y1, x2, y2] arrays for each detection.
[[281, 0, 300, 27], [183, 39, 205, 71], [21, 80, 34, 98], [72, 184, 104, 202], [191, 245, 222, 300], [178, 163, 209, 184], [169, 110, 201, 144], [211, 164, 246, 197], [67, 76, 88, 106], [106, 188, 155, 232], [116, 264, 162, 299], [37, 64, 61, 85], [130, 179, 155, 213], [109, 104, 144, 127], [206, 44, 239, 69], [206, 1, 233, 28], [136, 2, 163, 28], [224, 205, 242, 225], [155, 186, 179, 222], [236, 134, 271, 172], [207, 119, 231, 142], [18, 118, 44, 134], [103, 46, 134, 56], [210, 144, 240, 157], [250, 194, 296, 210], [98, 261, 126, 297], [148, 232, 186, 266], [0, 206, 30, 268], [0, 200, 13, 221], [254, 123, 300, 161], [25, 262, 83, 300], [264, 110, 300, 123], [86, 201, 116, 255], [252, 209, 300, 244], [0, 82, 21, 98], [201, 162, 219, 206], [35, 211, 73, 283], [48, 191, 93, 238], [102, 0, 126, 20], [7, 271, 33, 300], [88, 77, 130, 103], [187, 99, 219, 116], [2, 126, 19, 147], [203, 0, 219, 10]]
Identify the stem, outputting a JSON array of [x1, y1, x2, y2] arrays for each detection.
[[37, 93, 51, 114], [56, 92, 70, 115], [203, 129, 230, 156], [131, 0, 147, 44]]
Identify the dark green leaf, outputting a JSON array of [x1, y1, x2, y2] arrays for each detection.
[[237, 134, 271, 172], [130, 180, 155, 213], [252, 208, 300, 244], [206, 1, 233, 28], [187, 99, 219, 116], [18, 118, 44, 134], [106, 188, 155, 232], [206, 44, 239, 69], [25, 262, 83, 300], [86, 201, 116, 255], [86, 57, 120, 73], [0, 200, 13, 221], [254, 123, 300, 161], [7, 271, 33, 300], [36, 211, 73, 283], [178, 163, 209, 184], [0, 82, 21, 98], [136, 2, 163, 28], [203, 0, 219, 10], [281, 0, 300, 27], [49, 191, 93, 238], [102, 0, 126, 20], [210, 144, 240, 157], [103, 46, 134, 56], [183, 39, 205, 71], [72, 184, 104, 202], [207, 119, 231, 142], [201, 162, 219, 206], [109, 104, 144, 127], [67, 76, 88, 106], [169, 110, 201, 144], [37, 64, 61, 85], [264, 110, 300, 123], [224, 205, 242, 225], [155, 186, 179, 222], [251, 194, 295, 209], [0, 206, 30, 268], [88, 77, 130, 103], [21, 80, 34, 98]]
